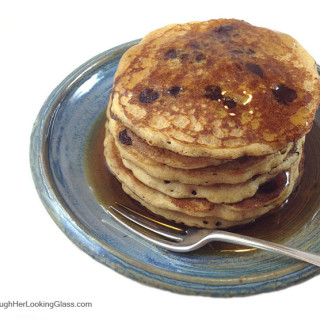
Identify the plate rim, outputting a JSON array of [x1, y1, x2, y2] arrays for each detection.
[[30, 41, 320, 297]]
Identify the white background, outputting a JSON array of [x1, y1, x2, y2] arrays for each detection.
[[1, 0, 320, 319]]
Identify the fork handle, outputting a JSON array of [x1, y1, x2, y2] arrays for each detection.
[[208, 231, 320, 267]]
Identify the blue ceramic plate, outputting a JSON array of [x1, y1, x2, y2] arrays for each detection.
[[30, 40, 320, 297]]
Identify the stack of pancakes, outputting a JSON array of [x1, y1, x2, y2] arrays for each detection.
[[104, 19, 320, 229]]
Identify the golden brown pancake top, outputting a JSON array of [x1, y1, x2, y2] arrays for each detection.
[[111, 19, 320, 157]]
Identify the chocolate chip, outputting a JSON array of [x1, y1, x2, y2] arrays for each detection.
[[196, 53, 205, 61], [215, 24, 233, 34], [215, 221, 222, 227], [180, 53, 189, 61], [224, 97, 237, 108], [164, 49, 178, 60], [164, 180, 171, 184], [139, 88, 159, 103], [203, 220, 208, 225], [191, 190, 197, 195], [204, 86, 223, 101], [230, 48, 255, 55], [190, 42, 200, 49], [272, 85, 298, 105], [230, 49, 244, 54], [167, 86, 183, 97], [119, 129, 132, 145], [246, 63, 264, 78]]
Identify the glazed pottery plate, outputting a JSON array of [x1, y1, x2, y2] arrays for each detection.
[[30, 40, 320, 297]]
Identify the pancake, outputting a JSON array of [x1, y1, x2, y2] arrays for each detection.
[[109, 109, 300, 173], [110, 19, 320, 158], [122, 184, 257, 229], [121, 149, 300, 203], [104, 126, 302, 223], [124, 121, 229, 169], [102, 19, 319, 229], [107, 96, 230, 169], [110, 116, 303, 185]]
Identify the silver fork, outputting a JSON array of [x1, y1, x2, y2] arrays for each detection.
[[107, 202, 320, 267]]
